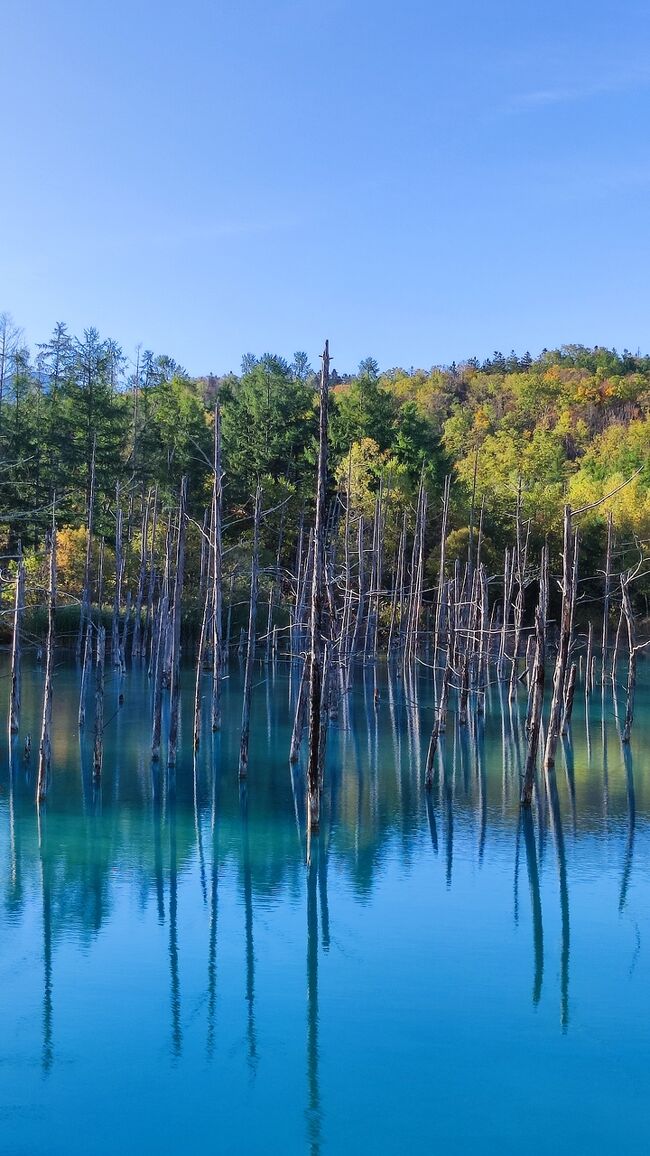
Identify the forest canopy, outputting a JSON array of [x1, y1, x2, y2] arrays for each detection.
[[1, 313, 649, 612]]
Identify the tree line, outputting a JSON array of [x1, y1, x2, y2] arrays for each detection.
[[1, 312, 649, 622]]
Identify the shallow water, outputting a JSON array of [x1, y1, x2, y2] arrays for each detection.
[[1, 657, 650, 1155]]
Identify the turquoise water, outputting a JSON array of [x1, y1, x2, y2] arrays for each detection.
[[1, 658, 650, 1155]]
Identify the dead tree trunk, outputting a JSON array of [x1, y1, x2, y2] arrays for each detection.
[[168, 478, 188, 769], [151, 520, 171, 762], [601, 510, 613, 684], [561, 662, 577, 737], [193, 584, 211, 752], [521, 605, 545, 807], [211, 400, 224, 729], [112, 487, 124, 670], [306, 341, 330, 832], [9, 545, 24, 735], [620, 571, 637, 744], [76, 436, 96, 661], [543, 506, 574, 771], [238, 484, 262, 779], [434, 475, 451, 656], [93, 625, 105, 782], [131, 490, 151, 662], [37, 518, 57, 804]]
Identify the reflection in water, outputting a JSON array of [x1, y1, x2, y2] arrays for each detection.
[[39, 810, 53, 1075], [522, 808, 544, 1007], [619, 743, 635, 913], [545, 767, 570, 1032], [169, 795, 182, 1059], [1, 659, 650, 1154], [240, 782, 257, 1075], [307, 835, 322, 1156]]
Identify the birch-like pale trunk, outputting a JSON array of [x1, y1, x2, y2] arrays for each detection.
[[9, 546, 25, 735], [37, 518, 57, 804], [239, 484, 262, 778]]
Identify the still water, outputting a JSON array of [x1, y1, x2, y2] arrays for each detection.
[[1, 658, 649, 1155]]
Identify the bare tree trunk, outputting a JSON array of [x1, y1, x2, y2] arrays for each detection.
[[168, 478, 188, 769], [434, 475, 451, 656], [521, 606, 545, 807], [211, 401, 224, 729], [143, 487, 159, 661], [76, 436, 96, 661], [306, 342, 330, 832], [93, 626, 105, 781], [37, 517, 57, 804], [561, 662, 577, 737], [9, 545, 24, 735], [387, 511, 406, 661], [131, 490, 151, 662], [620, 572, 637, 744], [194, 585, 211, 752], [348, 517, 365, 664], [151, 521, 171, 762], [112, 486, 124, 670], [585, 621, 593, 698], [289, 649, 310, 763], [543, 507, 574, 771], [601, 510, 613, 683], [239, 484, 262, 779]]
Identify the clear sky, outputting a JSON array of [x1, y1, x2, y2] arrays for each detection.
[[2, 0, 649, 376]]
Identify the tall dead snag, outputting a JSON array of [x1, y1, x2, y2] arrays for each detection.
[[620, 570, 637, 744], [509, 479, 531, 702], [143, 488, 159, 661], [238, 484, 262, 779], [131, 489, 151, 662], [561, 662, 577, 737], [433, 476, 451, 657], [585, 621, 594, 698], [306, 341, 330, 832], [211, 400, 224, 731], [520, 605, 545, 807], [168, 478, 188, 769], [289, 655, 310, 763], [37, 518, 57, 804], [112, 486, 124, 670], [9, 544, 25, 735], [76, 435, 96, 661], [194, 579, 211, 752], [543, 506, 575, 772], [93, 625, 105, 782], [601, 510, 613, 684], [151, 529, 170, 763]]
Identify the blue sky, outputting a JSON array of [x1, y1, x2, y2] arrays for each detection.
[[2, 0, 649, 375]]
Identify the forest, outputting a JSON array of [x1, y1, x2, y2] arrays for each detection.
[[1, 313, 649, 630]]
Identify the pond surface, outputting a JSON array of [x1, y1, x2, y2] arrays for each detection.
[[1, 657, 650, 1155]]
